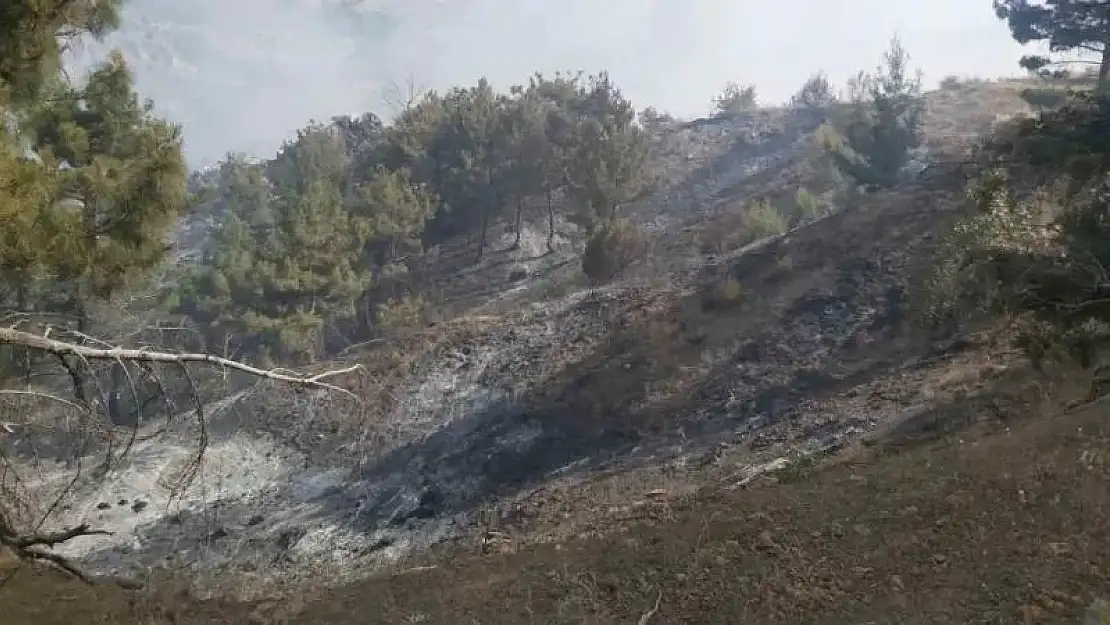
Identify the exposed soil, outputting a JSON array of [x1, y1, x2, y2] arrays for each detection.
[[5, 392, 1109, 624]]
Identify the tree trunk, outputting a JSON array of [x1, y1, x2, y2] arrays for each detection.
[[1099, 40, 1110, 95], [477, 203, 489, 261], [545, 188, 556, 254], [511, 196, 524, 250], [356, 288, 373, 335], [107, 362, 126, 426]]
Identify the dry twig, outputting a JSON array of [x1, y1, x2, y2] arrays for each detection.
[[638, 590, 663, 624], [0, 327, 363, 398]]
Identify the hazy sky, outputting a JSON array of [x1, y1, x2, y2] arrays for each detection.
[[96, 0, 1033, 167], [374, 0, 1029, 109]]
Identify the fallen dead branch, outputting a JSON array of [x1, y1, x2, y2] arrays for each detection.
[[638, 590, 663, 624], [0, 515, 112, 582]]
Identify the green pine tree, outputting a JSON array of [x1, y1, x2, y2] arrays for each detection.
[[994, 0, 1110, 89], [564, 72, 652, 233], [828, 36, 924, 190]]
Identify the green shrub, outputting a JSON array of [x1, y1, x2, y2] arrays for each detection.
[[1019, 87, 1069, 111], [375, 295, 426, 331], [827, 36, 925, 190], [794, 187, 821, 222], [582, 218, 648, 282], [708, 276, 744, 309], [739, 199, 788, 244]]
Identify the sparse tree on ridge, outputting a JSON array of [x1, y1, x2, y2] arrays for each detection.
[[564, 72, 652, 233], [711, 81, 758, 117], [828, 36, 925, 189], [791, 71, 838, 111]]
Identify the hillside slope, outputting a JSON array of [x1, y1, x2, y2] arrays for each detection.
[[7, 369, 1108, 623], [12, 77, 1096, 622]]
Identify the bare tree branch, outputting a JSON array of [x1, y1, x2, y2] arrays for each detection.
[[638, 590, 663, 624], [0, 326, 364, 399], [381, 72, 427, 117]]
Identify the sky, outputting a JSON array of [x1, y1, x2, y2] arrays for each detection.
[[86, 0, 1034, 167]]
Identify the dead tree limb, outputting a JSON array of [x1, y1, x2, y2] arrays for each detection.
[[0, 327, 363, 399], [0, 509, 112, 583]]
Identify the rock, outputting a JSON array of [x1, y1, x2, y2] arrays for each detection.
[[481, 530, 512, 555], [756, 530, 776, 550]]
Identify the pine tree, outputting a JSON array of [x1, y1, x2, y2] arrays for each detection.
[[1, 24, 187, 327], [496, 92, 548, 249], [564, 72, 652, 233], [173, 158, 274, 358], [349, 167, 435, 329], [179, 139, 369, 364], [429, 79, 509, 258], [828, 36, 924, 190], [0, 0, 124, 107], [994, 0, 1110, 90], [255, 179, 367, 361]]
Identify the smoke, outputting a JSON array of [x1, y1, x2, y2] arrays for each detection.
[[72, 0, 1027, 168]]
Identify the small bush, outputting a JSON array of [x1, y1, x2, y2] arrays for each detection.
[[939, 75, 964, 90], [1019, 87, 1069, 111], [582, 218, 648, 282], [1084, 598, 1110, 625], [777, 253, 795, 272], [375, 295, 426, 331], [794, 187, 821, 223], [707, 276, 744, 310], [739, 199, 788, 244], [776, 450, 820, 483]]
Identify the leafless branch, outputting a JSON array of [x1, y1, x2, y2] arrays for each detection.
[[0, 326, 363, 399], [381, 72, 428, 117], [0, 389, 88, 415], [638, 590, 663, 624], [0, 504, 110, 582]]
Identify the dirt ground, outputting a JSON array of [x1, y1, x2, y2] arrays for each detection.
[[4, 391, 1109, 624]]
